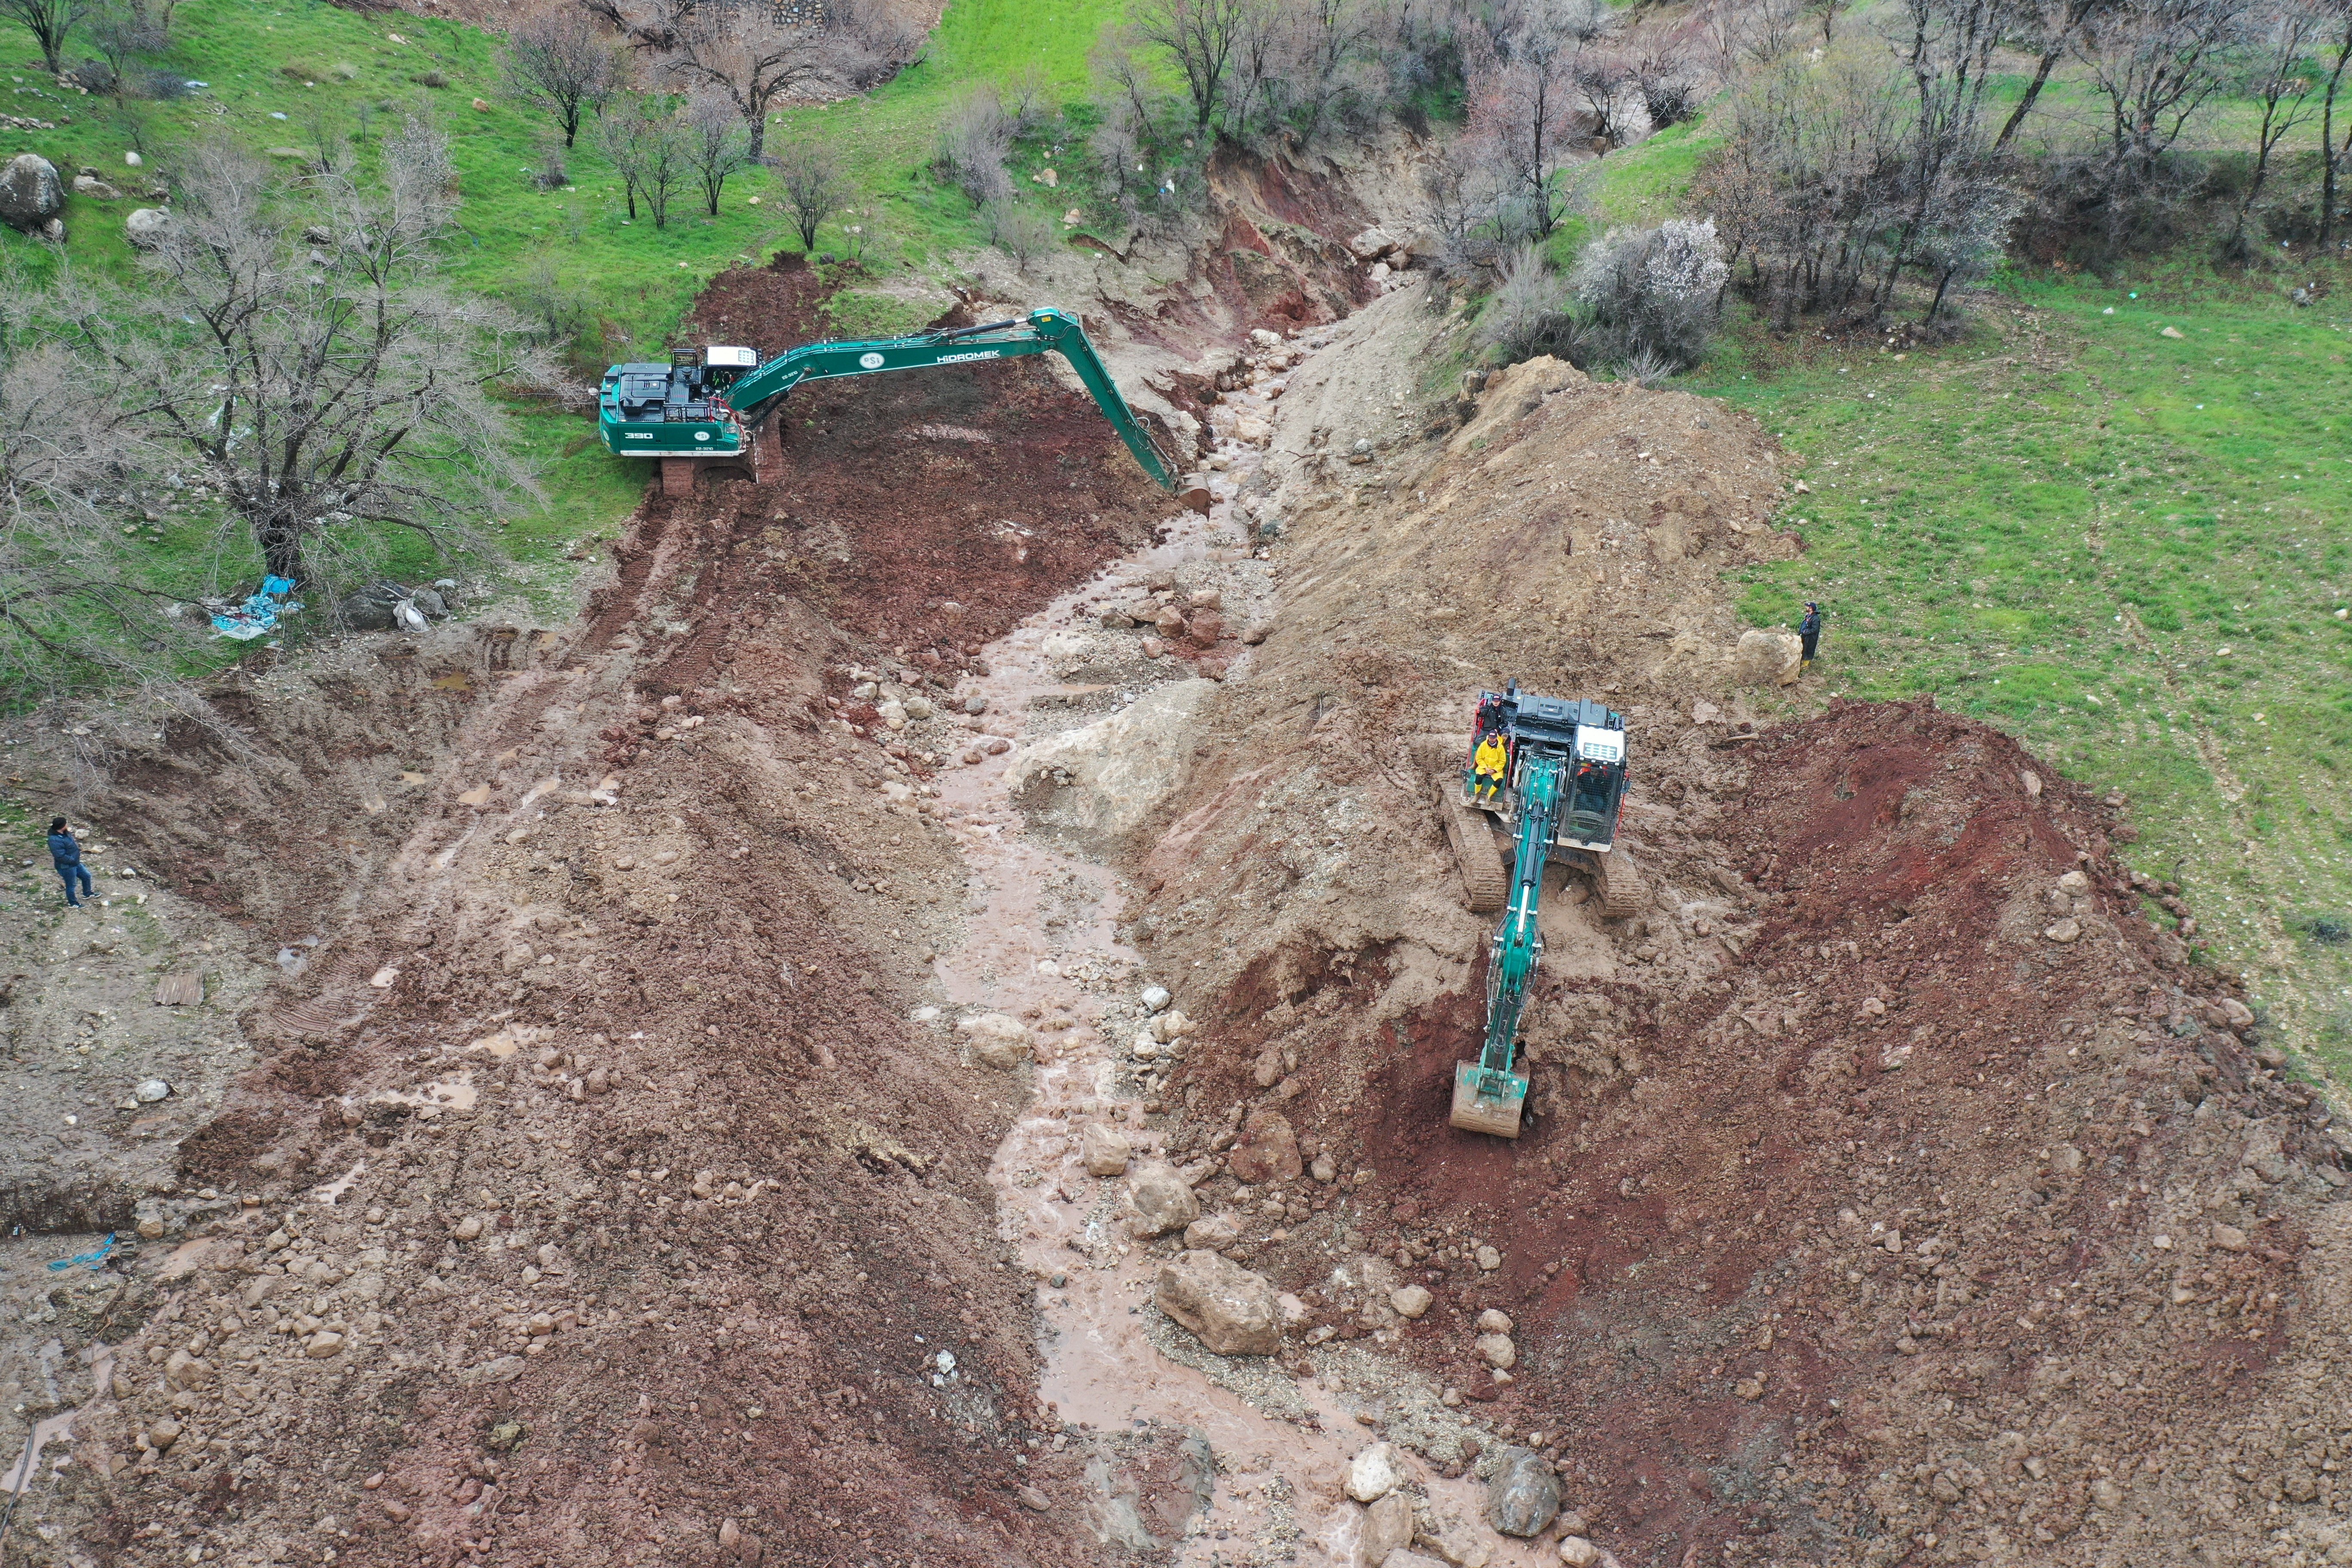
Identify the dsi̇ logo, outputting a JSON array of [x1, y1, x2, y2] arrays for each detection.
[[859, 352, 885, 369]]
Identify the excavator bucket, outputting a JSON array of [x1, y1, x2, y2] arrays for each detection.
[[1450, 1061, 1527, 1138]]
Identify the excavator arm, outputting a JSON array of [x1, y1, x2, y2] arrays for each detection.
[[1452, 751, 1566, 1137], [602, 307, 1181, 492], [726, 309, 1176, 490]]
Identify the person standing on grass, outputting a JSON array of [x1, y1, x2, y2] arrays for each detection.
[[48, 816, 92, 908], [1799, 602, 1823, 674]]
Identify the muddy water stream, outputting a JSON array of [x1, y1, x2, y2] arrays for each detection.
[[932, 366, 1559, 1568]]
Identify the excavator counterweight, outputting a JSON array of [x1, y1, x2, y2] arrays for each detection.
[[597, 308, 1188, 499], [1442, 686, 1638, 1138]]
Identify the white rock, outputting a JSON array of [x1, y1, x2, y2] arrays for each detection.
[[1476, 1332, 1517, 1369], [1140, 985, 1172, 1013], [134, 1079, 171, 1103], [1390, 1285, 1433, 1319], [1558, 1537, 1600, 1566], [1345, 1441, 1405, 1502], [1476, 1308, 1514, 1335], [125, 207, 172, 248], [1184, 1212, 1240, 1250], [2056, 870, 2090, 894]]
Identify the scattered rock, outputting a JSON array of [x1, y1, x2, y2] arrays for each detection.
[[1141, 985, 1172, 1013], [2043, 917, 2081, 944], [1345, 1441, 1404, 1502], [71, 174, 119, 198], [145, 1420, 182, 1452], [1225, 1109, 1303, 1184], [1474, 1244, 1501, 1271], [2211, 1222, 2249, 1253], [1485, 1446, 1561, 1537], [133, 1079, 170, 1103], [1081, 1122, 1132, 1176], [125, 206, 172, 249], [1390, 1285, 1433, 1320], [2160, 325, 2185, 339], [1417, 1519, 1493, 1567], [1364, 1491, 1415, 1563], [1155, 1250, 1281, 1356], [1017, 1485, 1051, 1511], [1311, 1153, 1338, 1183], [1557, 1537, 1600, 1567], [1183, 1213, 1240, 1250], [959, 1011, 1033, 1068], [1126, 1162, 1200, 1236], [1475, 1332, 1516, 1369], [0, 153, 63, 233], [2217, 997, 2254, 1030], [1385, 1553, 1450, 1568], [305, 1331, 346, 1358], [1476, 1308, 1514, 1334]]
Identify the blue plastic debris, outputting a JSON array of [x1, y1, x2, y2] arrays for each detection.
[[210, 576, 303, 640], [47, 1233, 115, 1272]]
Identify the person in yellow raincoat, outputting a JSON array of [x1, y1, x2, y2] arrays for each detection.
[[1472, 730, 1510, 801]]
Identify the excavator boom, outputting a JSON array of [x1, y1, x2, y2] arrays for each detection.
[[1452, 753, 1562, 1136], [597, 307, 1180, 492]]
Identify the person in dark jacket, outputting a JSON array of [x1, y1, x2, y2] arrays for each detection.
[[48, 817, 92, 908], [1799, 602, 1823, 673]]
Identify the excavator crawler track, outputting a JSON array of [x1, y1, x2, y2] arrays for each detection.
[[1439, 783, 1509, 913], [1597, 847, 1645, 919]]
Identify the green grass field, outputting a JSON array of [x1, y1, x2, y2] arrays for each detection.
[[1684, 263, 2352, 1072]]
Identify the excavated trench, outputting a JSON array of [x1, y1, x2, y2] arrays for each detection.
[[2, 181, 2348, 1568]]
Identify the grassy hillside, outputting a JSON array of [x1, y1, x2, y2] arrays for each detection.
[[1685, 266, 2352, 1074], [0, 0, 1118, 609]]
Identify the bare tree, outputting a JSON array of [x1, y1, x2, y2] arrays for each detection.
[[1571, 47, 1632, 147], [0, 0, 90, 74], [85, 0, 161, 95], [1466, 0, 1603, 237], [585, 0, 847, 160], [2072, 0, 2251, 189], [935, 83, 1014, 203], [0, 302, 182, 694], [682, 94, 753, 217], [2322, 0, 2352, 248], [501, 6, 622, 149], [1133, 0, 1260, 129], [68, 126, 555, 588], [772, 141, 846, 252], [2221, 0, 2326, 259], [1993, 0, 2117, 151], [593, 93, 655, 220]]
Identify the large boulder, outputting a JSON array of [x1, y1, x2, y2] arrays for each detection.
[[1729, 628, 1802, 687], [1154, 1249, 1280, 1356], [1003, 678, 1214, 853], [1225, 1108, 1302, 1185], [126, 207, 172, 248], [1125, 1161, 1199, 1236], [0, 153, 62, 233], [1484, 1447, 1561, 1538]]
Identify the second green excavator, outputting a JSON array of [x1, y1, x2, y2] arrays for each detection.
[[1440, 686, 1642, 1137]]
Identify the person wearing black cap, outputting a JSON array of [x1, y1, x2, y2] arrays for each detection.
[[1799, 602, 1822, 673]]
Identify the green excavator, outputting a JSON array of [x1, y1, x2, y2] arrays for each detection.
[[1441, 686, 1641, 1137], [597, 306, 1190, 500]]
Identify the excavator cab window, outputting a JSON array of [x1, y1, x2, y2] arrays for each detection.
[[1566, 724, 1624, 833]]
